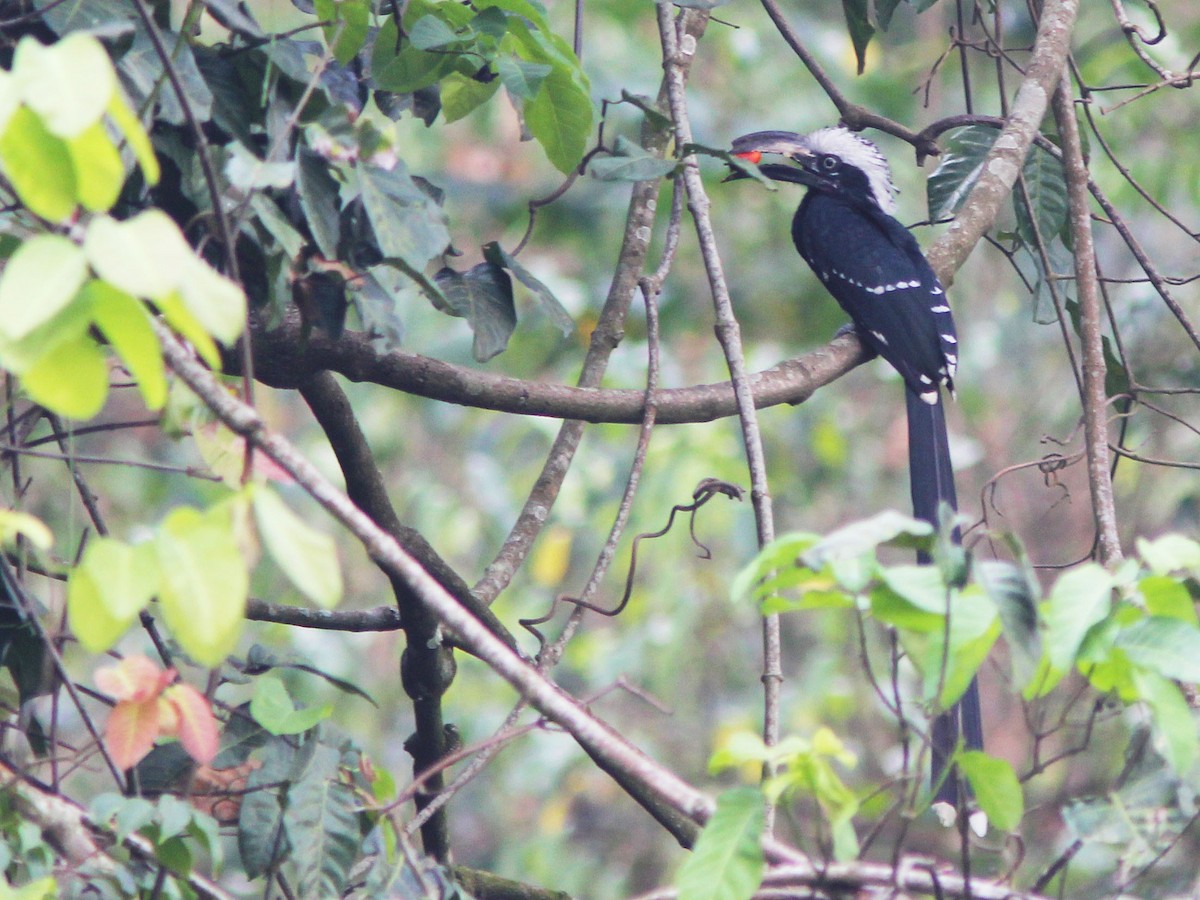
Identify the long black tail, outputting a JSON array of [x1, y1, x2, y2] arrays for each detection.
[[905, 387, 983, 812]]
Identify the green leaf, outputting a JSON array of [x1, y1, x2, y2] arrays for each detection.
[[252, 486, 342, 610], [675, 788, 765, 900], [590, 135, 678, 182], [250, 673, 333, 735], [841, 0, 874, 75], [0, 106, 76, 222], [407, 14, 464, 50], [927, 125, 997, 221], [86, 281, 168, 410], [731, 532, 821, 605], [1014, 142, 1068, 244], [876, 0, 905, 29], [238, 784, 288, 878], [370, 13, 460, 94], [440, 71, 501, 123], [481, 241, 574, 335], [959, 751, 1023, 831], [0, 234, 88, 341], [154, 504, 248, 667], [919, 587, 1000, 706], [66, 121, 124, 212], [522, 57, 593, 174], [1116, 616, 1200, 682], [1138, 534, 1200, 578], [296, 149, 342, 259], [314, 0, 370, 65], [1035, 563, 1114, 695], [106, 92, 159, 185], [434, 262, 516, 361], [12, 33, 115, 138], [357, 161, 450, 270], [976, 559, 1042, 690], [155, 292, 222, 369], [68, 538, 159, 652], [497, 55, 552, 101], [1132, 669, 1198, 775], [288, 745, 362, 898], [22, 335, 110, 419], [804, 511, 932, 569], [1139, 575, 1198, 626]]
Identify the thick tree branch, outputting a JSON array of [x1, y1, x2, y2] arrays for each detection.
[[243, 318, 871, 425]]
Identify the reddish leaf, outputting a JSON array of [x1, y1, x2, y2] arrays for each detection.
[[163, 683, 219, 765], [106, 698, 160, 770], [95, 655, 175, 703]]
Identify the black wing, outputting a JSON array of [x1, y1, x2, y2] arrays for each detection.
[[791, 193, 956, 400]]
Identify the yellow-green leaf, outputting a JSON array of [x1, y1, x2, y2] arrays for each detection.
[[22, 334, 109, 419], [0, 234, 88, 341], [154, 505, 248, 667], [67, 121, 124, 212], [68, 538, 159, 652], [0, 509, 52, 550], [0, 106, 76, 221], [252, 486, 342, 609], [156, 291, 222, 369], [107, 92, 159, 185], [87, 281, 168, 410], [175, 258, 247, 346]]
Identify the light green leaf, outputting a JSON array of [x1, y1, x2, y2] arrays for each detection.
[[0, 234, 88, 341], [730, 532, 821, 605], [154, 504, 248, 667], [86, 280, 168, 410], [976, 559, 1042, 690], [12, 33, 115, 138], [1040, 564, 1114, 685], [67, 121, 124, 212], [0, 105, 76, 220], [22, 334, 109, 419], [68, 538, 159, 652], [1132, 669, 1198, 775], [675, 788, 765, 900], [1116, 616, 1200, 682], [1138, 534, 1200, 578], [175, 255, 247, 346], [959, 751, 1023, 832], [1139, 575, 1198, 626], [805, 511, 932, 569], [250, 674, 332, 736], [85, 211, 196, 300], [252, 486, 342, 609]]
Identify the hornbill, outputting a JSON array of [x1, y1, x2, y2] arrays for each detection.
[[727, 127, 982, 820]]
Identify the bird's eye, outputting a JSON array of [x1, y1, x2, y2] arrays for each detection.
[[820, 155, 840, 172]]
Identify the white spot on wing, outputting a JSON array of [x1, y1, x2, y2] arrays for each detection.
[[920, 389, 939, 405], [870, 330, 889, 345], [931, 305, 951, 313], [942, 334, 957, 344]]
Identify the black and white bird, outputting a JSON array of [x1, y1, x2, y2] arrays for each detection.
[[728, 126, 982, 818]]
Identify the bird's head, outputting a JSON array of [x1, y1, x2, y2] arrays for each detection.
[[728, 127, 897, 214]]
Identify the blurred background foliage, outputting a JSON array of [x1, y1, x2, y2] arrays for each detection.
[[5, 0, 1200, 895]]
